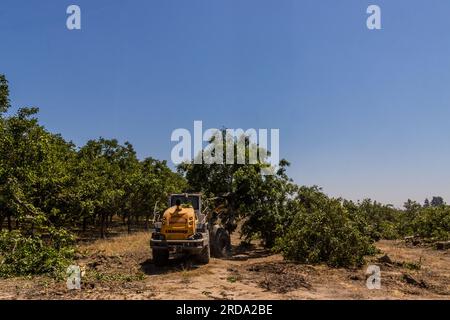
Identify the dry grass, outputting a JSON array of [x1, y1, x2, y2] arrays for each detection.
[[80, 232, 151, 256]]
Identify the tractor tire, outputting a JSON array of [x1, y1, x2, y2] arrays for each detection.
[[210, 227, 231, 258], [153, 249, 169, 266], [197, 245, 210, 264]]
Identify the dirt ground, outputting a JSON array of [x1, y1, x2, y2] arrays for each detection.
[[0, 232, 448, 300]]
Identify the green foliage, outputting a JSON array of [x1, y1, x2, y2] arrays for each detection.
[[71, 139, 186, 237], [178, 130, 293, 246], [227, 162, 286, 246], [275, 194, 376, 268], [398, 199, 422, 236], [344, 199, 401, 241], [0, 74, 10, 114], [410, 206, 450, 240], [397, 199, 449, 240], [341, 198, 450, 242], [430, 196, 445, 207], [0, 229, 74, 278]]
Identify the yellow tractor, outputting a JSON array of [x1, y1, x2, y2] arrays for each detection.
[[150, 193, 232, 266]]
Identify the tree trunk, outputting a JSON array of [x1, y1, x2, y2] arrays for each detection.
[[127, 214, 132, 234], [100, 213, 106, 239], [82, 217, 87, 232], [7, 215, 12, 231], [135, 214, 139, 229], [107, 214, 113, 229], [145, 214, 150, 230]]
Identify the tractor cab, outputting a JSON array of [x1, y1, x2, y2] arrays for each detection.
[[168, 194, 206, 225]]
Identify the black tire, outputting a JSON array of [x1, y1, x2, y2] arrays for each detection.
[[210, 227, 231, 258], [197, 245, 210, 264], [153, 249, 169, 266]]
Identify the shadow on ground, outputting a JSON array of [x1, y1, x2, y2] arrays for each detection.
[[227, 242, 273, 261], [140, 255, 202, 275], [140, 242, 273, 274]]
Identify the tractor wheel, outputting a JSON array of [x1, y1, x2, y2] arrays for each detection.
[[197, 245, 210, 264], [153, 249, 169, 266], [211, 227, 231, 258]]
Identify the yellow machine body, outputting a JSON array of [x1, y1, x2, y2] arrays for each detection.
[[161, 205, 197, 240]]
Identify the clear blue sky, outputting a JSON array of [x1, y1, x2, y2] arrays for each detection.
[[1, 0, 449, 206]]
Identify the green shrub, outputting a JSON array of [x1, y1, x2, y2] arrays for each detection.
[[411, 206, 450, 240], [275, 198, 376, 268], [344, 199, 401, 241], [0, 229, 74, 278]]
